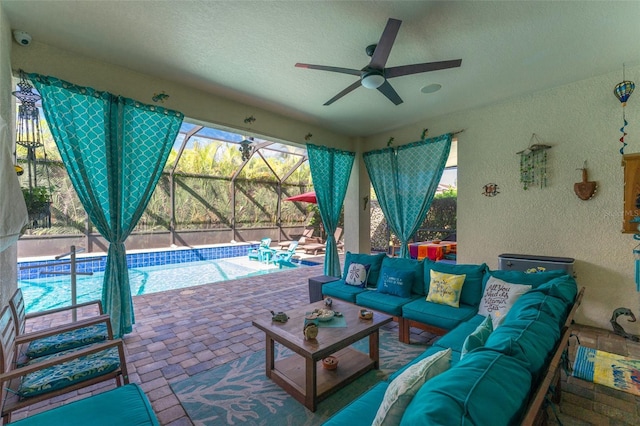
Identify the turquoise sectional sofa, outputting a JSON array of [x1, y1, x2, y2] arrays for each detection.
[[322, 252, 582, 425]]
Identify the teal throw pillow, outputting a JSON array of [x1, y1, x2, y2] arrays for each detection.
[[460, 315, 493, 359], [372, 348, 451, 426], [378, 267, 414, 298]]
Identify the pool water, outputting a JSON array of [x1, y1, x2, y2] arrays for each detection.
[[19, 256, 308, 313]]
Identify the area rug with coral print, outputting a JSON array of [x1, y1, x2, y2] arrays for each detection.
[[171, 329, 427, 426]]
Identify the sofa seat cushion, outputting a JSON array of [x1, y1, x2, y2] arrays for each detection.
[[401, 299, 478, 331], [322, 280, 366, 303], [342, 252, 387, 287], [25, 323, 109, 359], [322, 381, 388, 426], [484, 315, 561, 377], [356, 291, 420, 317], [426, 262, 487, 307], [432, 314, 486, 354], [8, 383, 159, 426], [400, 349, 533, 426], [18, 347, 121, 398]]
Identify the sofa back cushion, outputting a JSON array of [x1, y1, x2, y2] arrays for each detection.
[[380, 256, 424, 295], [342, 252, 386, 287], [486, 269, 568, 288], [400, 349, 532, 425], [425, 262, 487, 306]]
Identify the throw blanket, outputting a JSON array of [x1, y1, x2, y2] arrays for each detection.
[[572, 346, 640, 396]]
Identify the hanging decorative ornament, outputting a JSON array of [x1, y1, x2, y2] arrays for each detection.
[[614, 65, 635, 155]]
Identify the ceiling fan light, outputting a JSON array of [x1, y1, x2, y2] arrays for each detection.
[[361, 72, 385, 89]]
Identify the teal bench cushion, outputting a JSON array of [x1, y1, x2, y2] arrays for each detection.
[[485, 268, 568, 287], [388, 344, 462, 382], [400, 349, 532, 426], [8, 383, 158, 426], [322, 280, 366, 303], [25, 323, 109, 359], [18, 347, 121, 398], [431, 314, 486, 354], [323, 381, 388, 426], [484, 315, 561, 377], [342, 252, 387, 287], [401, 298, 478, 330], [426, 262, 486, 306], [355, 291, 420, 317]]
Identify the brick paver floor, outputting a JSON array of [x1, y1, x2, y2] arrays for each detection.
[[10, 256, 640, 425]]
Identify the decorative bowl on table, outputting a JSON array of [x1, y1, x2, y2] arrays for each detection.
[[359, 309, 373, 320], [322, 355, 339, 370], [313, 308, 335, 322]]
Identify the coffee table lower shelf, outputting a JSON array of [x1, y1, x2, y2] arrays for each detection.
[[270, 347, 374, 411]]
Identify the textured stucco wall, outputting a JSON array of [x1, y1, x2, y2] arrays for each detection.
[[0, 5, 18, 309], [366, 66, 640, 332]]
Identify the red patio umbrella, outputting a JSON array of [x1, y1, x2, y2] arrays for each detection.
[[284, 191, 317, 204]]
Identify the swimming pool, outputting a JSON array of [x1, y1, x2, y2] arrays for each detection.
[[18, 245, 317, 313]]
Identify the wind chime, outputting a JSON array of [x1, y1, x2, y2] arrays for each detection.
[[12, 70, 52, 228], [517, 133, 551, 190], [614, 65, 635, 155]]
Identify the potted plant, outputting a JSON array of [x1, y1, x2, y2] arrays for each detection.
[[22, 186, 52, 228]]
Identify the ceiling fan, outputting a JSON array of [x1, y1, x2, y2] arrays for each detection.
[[295, 18, 462, 106]]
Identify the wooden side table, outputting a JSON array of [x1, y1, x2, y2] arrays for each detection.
[[308, 275, 339, 303]]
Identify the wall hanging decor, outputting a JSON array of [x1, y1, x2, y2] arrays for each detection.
[[152, 91, 169, 103], [482, 183, 499, 197], [614, 64, 635, 155], [517, 133, 552, 190], [574, 161, 597, 200]]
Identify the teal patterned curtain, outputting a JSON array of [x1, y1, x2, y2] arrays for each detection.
[[31, 74, 183, 337], [363, 133, 452, 258], [307, 144, 355, 277]]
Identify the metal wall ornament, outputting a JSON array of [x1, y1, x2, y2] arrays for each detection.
[[614, 65, 635, 155], [517, 133, 552, 190], [152, 91, 169, 103], [482, 183, 500, 197]]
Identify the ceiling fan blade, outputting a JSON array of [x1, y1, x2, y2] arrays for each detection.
[[369, 18, 402, 70], [324, 80, 362, 106], [295, 63, 361, 76], [377, 80, 403, 105], [385, 59, 462, 78]]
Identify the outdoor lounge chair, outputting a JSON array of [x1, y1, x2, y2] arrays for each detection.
[[301, 227, 343, 255], [248, 238, 272, 262], [276, 228, 318, 249], [9, 288, 110, 363], [0, 306, 129, 423], [271, 241, 299, 268]]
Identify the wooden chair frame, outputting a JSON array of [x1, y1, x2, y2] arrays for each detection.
[[0, 306, 128, 424]]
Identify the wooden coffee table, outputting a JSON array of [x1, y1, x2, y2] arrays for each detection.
[[252, 299, 392, 412]]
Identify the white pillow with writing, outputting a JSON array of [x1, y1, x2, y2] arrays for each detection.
[[478, 276, 531, 328]]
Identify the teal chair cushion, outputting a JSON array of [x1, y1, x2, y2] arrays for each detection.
[[355, 291, 419, 317], [432, 314, 486, 354], [342, 252, 387, 287], [323, 381, 388, 426], [8, 383, 159, 426], [426, 262, 487, 306], [401, 298, 478, 331], [400, 349, 532, 426], [25, 323, 108, 359], [18, 347, 121, 398], [322, 280, 366, 303], [486, 269, 568, 288]]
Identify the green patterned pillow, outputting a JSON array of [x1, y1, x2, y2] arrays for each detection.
[[25, 323, 108, 359], [19, 347, 120, 398], [371, 348, 451, 426], [461, 315, 493, 359]]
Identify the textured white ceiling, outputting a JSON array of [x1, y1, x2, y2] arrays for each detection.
[[3, 1, 640, 136]]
